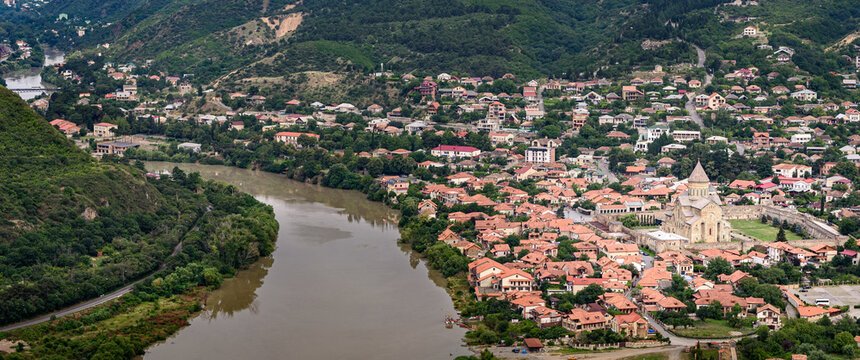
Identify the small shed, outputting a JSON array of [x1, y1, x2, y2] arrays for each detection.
[[523, 338, 543, 351]]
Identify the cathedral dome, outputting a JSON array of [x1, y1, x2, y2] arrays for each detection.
[[688, 161, 710, 183], [687, 161, 710, 199]]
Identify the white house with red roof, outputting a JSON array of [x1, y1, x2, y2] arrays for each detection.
[[431, 145, 481, 158], [274, 132, 320, 146]]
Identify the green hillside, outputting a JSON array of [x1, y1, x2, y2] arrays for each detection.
[[0, 86, 277, 326], [84, 0, 721, 82], [43, 0, 860, 86], [0, 86, 160, 239], [43, 0, 152, 22]]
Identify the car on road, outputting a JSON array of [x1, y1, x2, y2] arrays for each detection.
[[511, 348, 520, 353], [800, 289, 808, 292]]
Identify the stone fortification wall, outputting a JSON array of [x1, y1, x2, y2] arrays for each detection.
[[723, 205, 845, 241]]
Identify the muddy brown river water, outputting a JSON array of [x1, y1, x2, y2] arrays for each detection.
[[142, 162, 469, 360]]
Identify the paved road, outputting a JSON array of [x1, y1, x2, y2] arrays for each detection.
[[683, 42, 713, 129], [0, 238, 187, 333], [640, 312, 700, 347], [684, 96, 705, 128], [0, 283, 136, 332], [597, 159, 619, 183], [564, 207, 593, 224], [537, 85, 546, 112], [694, 45, 706, 68], [642, 254, 654, 270]]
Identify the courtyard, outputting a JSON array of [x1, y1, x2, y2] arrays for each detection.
[[672, 319, 750, 338], [728, 220, 802, 242]]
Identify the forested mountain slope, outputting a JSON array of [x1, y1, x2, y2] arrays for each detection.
[[0, 86, 277, 325], [43, 0, 152, 22], [63, 0, 860, 83], [83, 0, 726, 82], [0, 86, 161, 240]]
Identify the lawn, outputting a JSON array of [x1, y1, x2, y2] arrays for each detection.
[[729, 220, 802, 241], [672, 319, 751, 338]]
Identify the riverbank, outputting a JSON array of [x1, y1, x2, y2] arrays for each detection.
[[1, 289, 206, 358], [2, 46, 63, 100], [0, 170, 279, 359], [0, 160, 473, 359], [140, 162, 471, 360]]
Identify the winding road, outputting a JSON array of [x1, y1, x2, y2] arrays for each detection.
[[683, 42, 714, 129]]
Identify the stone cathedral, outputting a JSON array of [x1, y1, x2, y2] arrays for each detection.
[[662, 161, 732, 243]]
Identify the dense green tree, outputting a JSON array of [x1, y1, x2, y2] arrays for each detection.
[[704, 257, 733, 281]]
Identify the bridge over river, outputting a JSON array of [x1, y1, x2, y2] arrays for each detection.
[[7, 87, 61, 93]]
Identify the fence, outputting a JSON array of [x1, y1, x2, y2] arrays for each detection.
[[625, 340, 668, 348], [568, 342, 622, 350]]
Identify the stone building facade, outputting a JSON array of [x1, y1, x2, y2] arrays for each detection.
[[661, 162, 733, 243]]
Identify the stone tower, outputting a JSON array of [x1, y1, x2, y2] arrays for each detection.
[[687, 161, 710, 199]]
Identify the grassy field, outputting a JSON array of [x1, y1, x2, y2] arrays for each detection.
[[729, 220, 802, 241], [672, 319, 751, 338]]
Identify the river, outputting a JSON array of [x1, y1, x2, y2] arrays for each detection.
[[142, 162, 470, 360], [2, 47, 64, 100]]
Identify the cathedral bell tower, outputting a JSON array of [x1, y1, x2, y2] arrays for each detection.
[[687, 161, 710, 199]]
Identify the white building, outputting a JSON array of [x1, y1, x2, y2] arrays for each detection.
[[93, 122, 118, 138], [661, 143, 687, 153], [430, 145, 481, 158], [772, 163, 812, 178], [526, 147, 555, 163], [671, 130, 701, 142], [791, 89, 818, 102], [790, 133, 811, 144]]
